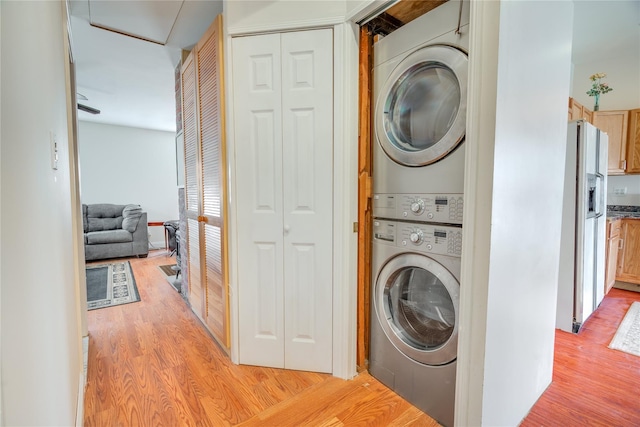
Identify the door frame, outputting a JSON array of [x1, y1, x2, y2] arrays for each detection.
[[224, 21, 360, 379]]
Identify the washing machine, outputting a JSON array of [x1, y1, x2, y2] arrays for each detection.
[[372, 0, 470, 223], [370, 219, 461, 427]]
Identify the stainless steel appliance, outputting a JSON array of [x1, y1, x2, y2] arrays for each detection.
[[372, 0, 469, 201], [557, 120, 608, 333], [369, 4, 468, 424], [370, 220, 461, 427]]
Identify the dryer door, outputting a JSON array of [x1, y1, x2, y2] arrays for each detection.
[[375, 252, 459, 366], [376, 45, 468, 167]]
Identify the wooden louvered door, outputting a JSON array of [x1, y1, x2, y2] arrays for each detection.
[[181, 15, 228, 347], [196, 15, 228, 346], [182, 51, 205, 322]]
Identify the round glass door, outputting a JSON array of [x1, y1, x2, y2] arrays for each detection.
[[375, 253, 459, 365], [376, 45, 468, 167]]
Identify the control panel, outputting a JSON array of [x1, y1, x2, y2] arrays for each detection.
[[373, 220, 462, 257], [373, 193, 463, 224]]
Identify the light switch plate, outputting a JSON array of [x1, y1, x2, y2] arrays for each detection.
[[50, 132, 58, 170]]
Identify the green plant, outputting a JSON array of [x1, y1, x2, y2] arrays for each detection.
[[586, 73, 613, 97]]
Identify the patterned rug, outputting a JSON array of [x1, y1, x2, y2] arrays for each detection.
[[86, 261, 140, 310], [609, 301, 640, 357]]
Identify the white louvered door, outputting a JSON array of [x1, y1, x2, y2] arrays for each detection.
[[182, 15, 228, 347], [233, 29, 333, 373]]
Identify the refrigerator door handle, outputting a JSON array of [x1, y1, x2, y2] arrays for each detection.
[[595, 173, 605, 218]]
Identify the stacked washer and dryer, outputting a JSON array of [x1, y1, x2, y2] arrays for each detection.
[[369, 2, 469, 426]]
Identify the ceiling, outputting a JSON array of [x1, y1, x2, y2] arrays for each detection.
[[70, 0, 222, 132], [70, 0, 638, 133], [571, 0, 640, 65]]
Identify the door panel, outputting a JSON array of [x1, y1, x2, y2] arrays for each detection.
[[187, 218, 204, 321], [234, 33, 285, 368], [181, 15, 228, 347], [182, 54, 205, 319], [235, 29, 333, 373], [281, 29, 333, 373], [196, 15, 228, 346], [204, 224, 224, 338]]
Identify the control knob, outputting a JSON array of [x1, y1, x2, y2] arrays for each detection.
[[409, 229, 424, 245], [410, 199, 425, 214]]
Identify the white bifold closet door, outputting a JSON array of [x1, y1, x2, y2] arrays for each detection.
[[233, 29, 333, 373]]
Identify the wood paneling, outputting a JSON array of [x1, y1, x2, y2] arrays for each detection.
[[357, 26, 373, 369], [83, 252, 438, 426], [385, 0, 448, 26], [522, 288, 640, 425]]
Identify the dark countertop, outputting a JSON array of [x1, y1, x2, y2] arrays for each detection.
[[607, 213, 640, 220], [607, 205, 640, 219]]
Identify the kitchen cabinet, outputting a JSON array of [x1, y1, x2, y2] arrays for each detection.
[[616, 218, 640, 284], [568, 98, 593, 123], [624, 108, 640, 174], [593, 110, 629, 175], [605, 219, 622, 293]]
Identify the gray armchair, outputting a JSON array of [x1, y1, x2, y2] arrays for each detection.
[[83, 204, 149, 261]]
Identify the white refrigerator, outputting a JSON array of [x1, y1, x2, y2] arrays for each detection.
[[557, 120, 608, 333]]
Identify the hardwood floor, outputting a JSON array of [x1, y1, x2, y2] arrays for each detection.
[[84, 252, 640, 426], [522, 287, 640, 426], [83, 251, 438, 426]]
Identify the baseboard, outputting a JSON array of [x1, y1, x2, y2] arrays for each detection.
[[614, 281, 640, 293], [76, 336, 89, 426], [148, 240, 166, 251]]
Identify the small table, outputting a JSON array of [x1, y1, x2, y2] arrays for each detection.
[[148, 221, 168, 251]]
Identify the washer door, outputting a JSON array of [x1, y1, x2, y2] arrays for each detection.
[[375, 253, 459, 365], [376, 45, 468, 167]]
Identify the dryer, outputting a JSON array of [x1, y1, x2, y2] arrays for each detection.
[[372, 0, 470, 221], [370, 219, 461, 427]]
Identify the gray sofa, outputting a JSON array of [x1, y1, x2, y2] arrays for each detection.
[[83, 204, 149, 261]]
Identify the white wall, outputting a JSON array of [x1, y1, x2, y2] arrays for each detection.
[[608, 175, 640, 206], [457, 1, 574, 425], [572, 55, 640, 111], [77, 121, 179, 247], [225, 0, 347, 33], [1, 1, 82, 425]]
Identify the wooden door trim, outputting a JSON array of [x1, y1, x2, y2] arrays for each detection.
[[356, 25, 373, 369]]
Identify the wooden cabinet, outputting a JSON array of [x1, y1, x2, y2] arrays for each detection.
[[605, 219, 622, 293], [624, 108, 640, 174], [616, 219, 640, 284], [593, 110, 629, 175], [568, 98, 593, 123], [583, 108, 593, 124]]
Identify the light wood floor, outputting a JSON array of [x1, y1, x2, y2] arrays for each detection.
[[84, 252, 640, 426], [83, 251, 439, 426]]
